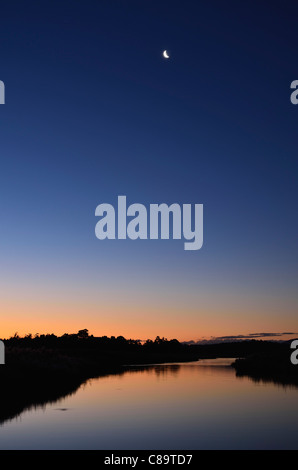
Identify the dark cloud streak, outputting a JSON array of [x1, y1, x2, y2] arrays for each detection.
[[183, 332, 298, 345]]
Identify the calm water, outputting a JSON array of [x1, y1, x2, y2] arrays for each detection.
[[0, 358, 297, 449]]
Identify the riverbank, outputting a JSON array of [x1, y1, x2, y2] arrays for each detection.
[[232, 350, 298, 386], [0, 343, 199, 424]]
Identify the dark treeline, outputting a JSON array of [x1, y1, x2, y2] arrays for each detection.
[[2, 329, 296, 365], [187, 338, 292, 358], [3, 329, 182, 353], [0, 330, 197, 390], [2, 329, 297, 383]]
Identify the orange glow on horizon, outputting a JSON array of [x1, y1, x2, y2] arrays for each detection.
[[0, 296, 296, 343]]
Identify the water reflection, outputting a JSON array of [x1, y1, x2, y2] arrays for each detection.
[[0, 359, 297, 449], [125, 358, 235, 378]]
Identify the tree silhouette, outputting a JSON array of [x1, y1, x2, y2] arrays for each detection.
[[77, 329, 89, 339]]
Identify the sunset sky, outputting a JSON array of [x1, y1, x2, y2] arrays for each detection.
[[0, 1, 297, 341]]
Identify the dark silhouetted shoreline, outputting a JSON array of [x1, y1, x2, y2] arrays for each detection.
[[232, 348, 298, 387]]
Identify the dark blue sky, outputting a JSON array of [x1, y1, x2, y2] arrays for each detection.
[[0, 1, 297, 339]]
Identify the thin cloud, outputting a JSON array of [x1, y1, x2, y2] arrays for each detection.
[[183, 332, 298, 345]]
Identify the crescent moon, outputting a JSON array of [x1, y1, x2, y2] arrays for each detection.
[[163, 50, 170, 59]]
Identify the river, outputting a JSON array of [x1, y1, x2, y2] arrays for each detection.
[[0, 358, 297, 449]]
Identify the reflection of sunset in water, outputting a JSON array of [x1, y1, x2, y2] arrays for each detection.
[[0, 359, 296, 450]]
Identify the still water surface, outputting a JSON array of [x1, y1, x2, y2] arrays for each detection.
[[0, 358, 297, 449]]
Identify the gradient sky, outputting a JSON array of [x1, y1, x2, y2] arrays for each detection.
[[0, 1, 297, 341]]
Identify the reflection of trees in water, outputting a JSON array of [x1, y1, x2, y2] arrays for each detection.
[[0, 365, 174, 425], [123, 364, 182, 377], [127, 360, 298, 389], [233, 355, 298, 390], [235, 371, 298, 390], [0, 364, 182, 426], [153, 364, 180, 377], [0, 378, 83, 426], [2, 358, 297, 427], [125, 360, 298, 389]]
